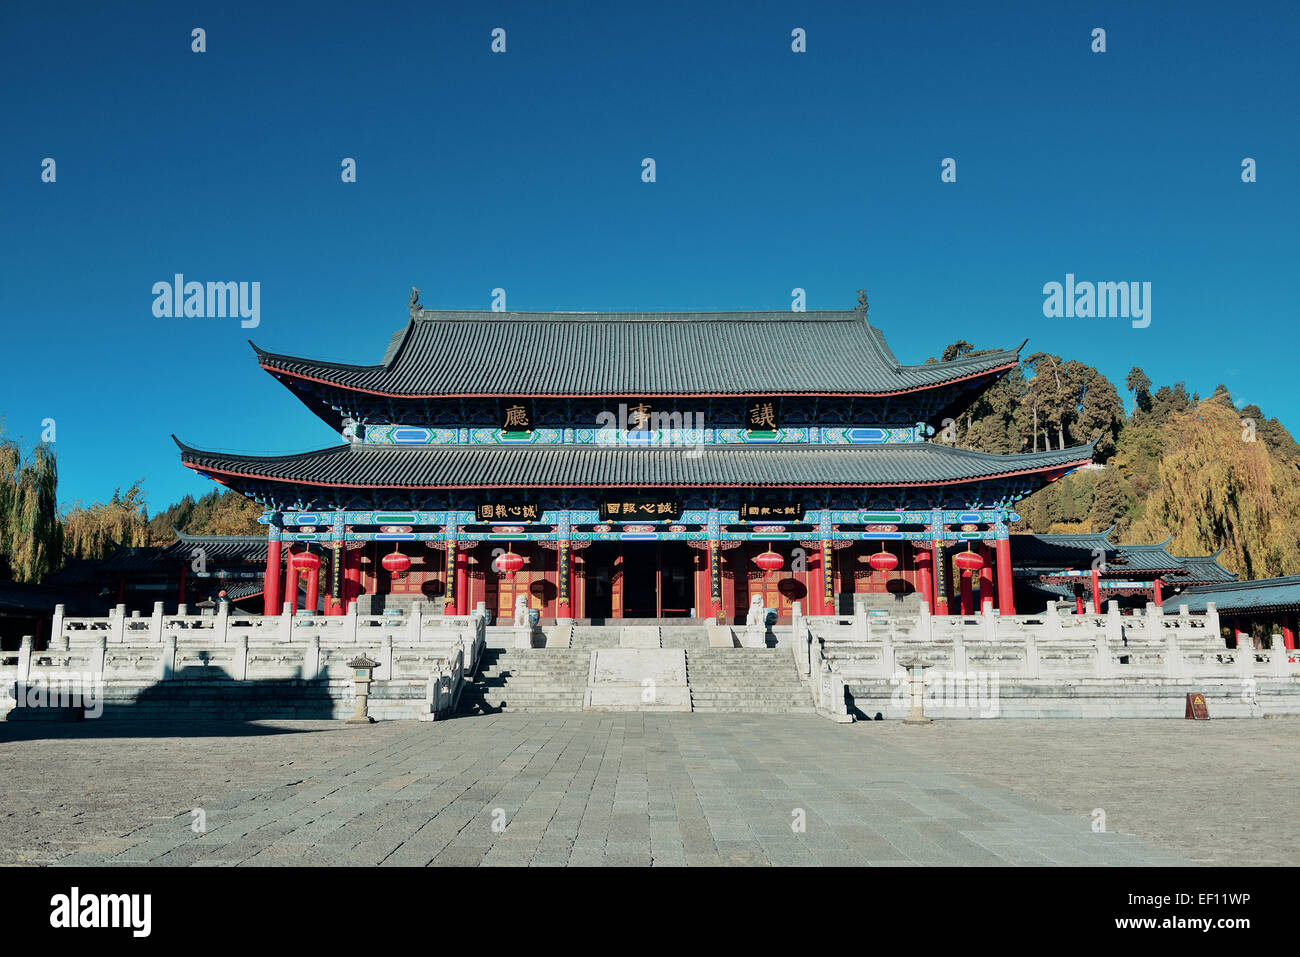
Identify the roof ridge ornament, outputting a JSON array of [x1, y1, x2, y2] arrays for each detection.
[[855, 288, 869, 322], [409, 286, 422, 317]]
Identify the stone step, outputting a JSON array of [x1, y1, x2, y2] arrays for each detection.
[[690, 706, 818, 713]]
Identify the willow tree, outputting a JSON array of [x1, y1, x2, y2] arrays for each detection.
[[62, 481, 152, 561], [0, 435, 62, 582], [1129, 399, 1300, 579]]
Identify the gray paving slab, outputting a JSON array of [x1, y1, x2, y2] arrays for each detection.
[[9, 714, 1281, 867]]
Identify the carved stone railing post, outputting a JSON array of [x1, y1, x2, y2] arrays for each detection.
[[303, 635, 321, 679], [1204, 601, 1220, 639], [1238, 630, 1256, 683], [1272, 634, 1289, 677], [93, 635, 107, 678], [280, 604, 294, 641], [1094, 604, 1115, 678], [110, 604, 126, 643], [411, 599, 425, 643], [917, 601, 933, 643], [852, 599, 867, 643], [159, 634, 177, 681], [1023, 623, 1039, 679], [1166, 622, 1183, 678], [51, 604, 66, 649], [345, 601, 359, 642], [383, 633, 395, 679], [1045, 601, 1062, 641], [233, 634, 248, 681], [16, 635, 33, 683], [879, 624, 895, 680], [150, 601, 165, 643], [981, 600, 996, 644], [216, 601, 230, 644]]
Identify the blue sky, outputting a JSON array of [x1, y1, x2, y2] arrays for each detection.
[[3, 0, 1297, 511]]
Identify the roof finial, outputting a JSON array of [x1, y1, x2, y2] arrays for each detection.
[[856, 288, 869, 321], [409, 286, 422, 317]]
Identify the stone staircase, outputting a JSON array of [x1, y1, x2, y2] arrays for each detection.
[[685, 648, 816, 713], [852, 592, 926, 617], [457, 621, 815, 715], [456, 646, 588, 714]]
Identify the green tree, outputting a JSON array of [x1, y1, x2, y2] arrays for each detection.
[[1125, 367, 1152, 415]]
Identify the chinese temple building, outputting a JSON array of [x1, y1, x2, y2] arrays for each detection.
[[1010, 530, 1237, 614], [1167, 576, 1300, 650], [175, 291, 1099, 625], [45, 532, 277, 615]]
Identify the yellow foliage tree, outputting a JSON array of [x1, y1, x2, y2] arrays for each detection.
[[1128, 399, 1300, 579]]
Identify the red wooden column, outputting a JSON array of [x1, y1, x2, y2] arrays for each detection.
[[707, 538, 722, 622], [264, 533, 282, 616], [443, 536, 458, 614], [818, 539, 834, 615], [995, 535, 1015, 615], [343, 545, 361, 609], [569, 545, 580, 619], [959, 571, 974, 615], [915, 546, 933, 614], [1152, 577, 1164, 609], [557, 540, 573, 620], [1282, 615, 1296, 651], [284, 548, 299, 613], [455, 545, 469, 616], [1091, 566, 1102, 613], [978, 543, 995, 610], [931, 541, 949, 615], [305, 563, 320, 614], [1074, 583, 1085, 615]]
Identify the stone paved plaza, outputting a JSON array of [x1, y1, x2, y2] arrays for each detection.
[[1, 714, 1295, 867]]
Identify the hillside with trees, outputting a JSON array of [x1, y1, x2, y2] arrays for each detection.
[[931, 345, 1300, 579]]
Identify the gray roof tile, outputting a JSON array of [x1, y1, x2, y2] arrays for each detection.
[[176, 438, 1095, 490], [251, 311, 1021, 397], [1167, 576, 1300, 614]]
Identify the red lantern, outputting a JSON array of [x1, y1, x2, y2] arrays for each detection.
[[497, 548, 525, 578], [868, 549, 899, 572], [382, 549, 411, 575], [290, 549, 321, 571], [754, 548, 784, 574], [954, 545, 985, 573]]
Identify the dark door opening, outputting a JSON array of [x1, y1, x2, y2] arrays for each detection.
[[659, 542, 693, 617], [584, 542, 616, 621], [623, 543, 657, 618]]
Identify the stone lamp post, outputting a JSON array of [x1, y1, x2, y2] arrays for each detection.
[[896, 654, 935, 726], [347, 655, 380, 724]]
